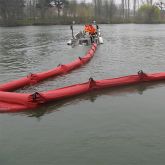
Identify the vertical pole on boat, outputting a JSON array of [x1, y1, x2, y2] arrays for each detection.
[[70, 25, 74, 38], [70, 25, 73, 38], [70, 21, 75, 39]]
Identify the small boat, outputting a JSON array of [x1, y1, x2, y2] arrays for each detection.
[[67, 22, 103, 46]]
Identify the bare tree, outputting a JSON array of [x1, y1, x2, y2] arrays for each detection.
[[121, 0, 125, 19], [133, 0, 136, 16], [0, 0, 25, 25], [127, 0, 130, 18], [36, 0, 51, 18]]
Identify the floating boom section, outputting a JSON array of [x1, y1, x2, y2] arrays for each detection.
[[1, 71, 165, 112], [0, 44, 97, 92]]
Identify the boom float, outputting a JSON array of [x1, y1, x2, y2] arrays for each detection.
[[0, 44, 97, 92], [1, 70, 165, 112]]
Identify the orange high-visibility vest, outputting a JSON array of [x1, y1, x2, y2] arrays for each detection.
[[84, 25, 96, 34]]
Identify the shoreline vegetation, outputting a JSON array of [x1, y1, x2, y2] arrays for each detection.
[[3, 18, 165, 27], [0, 0, 165, 27]]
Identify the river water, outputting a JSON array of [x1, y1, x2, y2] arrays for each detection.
[[0, 24, 165, 164]]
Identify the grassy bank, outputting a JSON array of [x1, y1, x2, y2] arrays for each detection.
[[1, 16, 165, 27]]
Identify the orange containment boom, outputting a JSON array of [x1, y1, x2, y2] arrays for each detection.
[[0, 44, 97, 92], [1, 70, 165, 113]]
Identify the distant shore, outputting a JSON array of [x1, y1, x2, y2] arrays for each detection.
[[0, 17, 165, 27]]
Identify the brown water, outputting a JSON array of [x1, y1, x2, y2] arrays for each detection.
[[1, 24, 165, 165]]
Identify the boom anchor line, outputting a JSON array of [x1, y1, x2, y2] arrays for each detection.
[[137, 70, 148, 81], [88, 77, 97, 90], [28, 92, 46, 104], [27, 73, 39, 85]]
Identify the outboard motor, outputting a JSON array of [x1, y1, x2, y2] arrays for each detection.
[[67, 39, 72, 45], [98, 36, 104, 44], [96, 25, 103, 44]]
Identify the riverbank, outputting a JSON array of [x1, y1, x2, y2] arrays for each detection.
[[1, 16, 165, 27]]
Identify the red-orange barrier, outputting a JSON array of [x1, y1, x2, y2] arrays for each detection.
[[1, 71, 165, 113], [0, 44, 97, 92]]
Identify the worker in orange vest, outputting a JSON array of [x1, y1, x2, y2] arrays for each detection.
[[84, 24, 96, 35], [84, 24, 97, 43]]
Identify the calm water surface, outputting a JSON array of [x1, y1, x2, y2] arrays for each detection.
[[1, 24, 165, 164]]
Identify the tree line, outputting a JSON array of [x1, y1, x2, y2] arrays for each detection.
[[0, 0, 164, 26]]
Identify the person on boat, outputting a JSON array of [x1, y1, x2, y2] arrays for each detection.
[[84, 24, 97, 43], [84, 24, 96, 35]]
